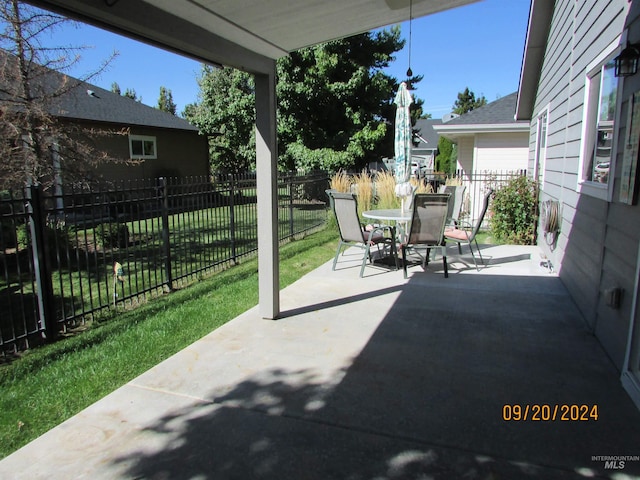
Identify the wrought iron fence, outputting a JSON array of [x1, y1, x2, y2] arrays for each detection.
[[0, 171, 329, 355], [427, 169, 528, 229]]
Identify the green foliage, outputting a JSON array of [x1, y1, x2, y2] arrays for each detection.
[[490, 175, 539, 245], [435, 136, 455, 174], [14, 221, 70, 252], [95, 223, 130, 248], [123, 88, 141, 102], [277, 28, 412, 171], [185, 27, 425, 174], [453, 87, 487, 115], [183, 66, 256, 173], [285, 142, 354, 172], [157, 86, 177, 115]]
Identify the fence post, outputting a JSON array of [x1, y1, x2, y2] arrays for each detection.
[[288, 172, 295, 238], [26, 185, 57, 341], [228, 174, 237, 264], [159, 177, 173, 292]]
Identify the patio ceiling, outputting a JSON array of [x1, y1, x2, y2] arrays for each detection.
[[24, 0, 480, 74]]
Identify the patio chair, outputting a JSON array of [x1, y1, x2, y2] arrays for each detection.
[[329, 191, 398, 277], [439, 185, 466, 225], [444, 189, 493, 271], [400, 193, 450, 279]]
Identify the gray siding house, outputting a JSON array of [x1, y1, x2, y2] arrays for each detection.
[[517, 0, 640, 409]]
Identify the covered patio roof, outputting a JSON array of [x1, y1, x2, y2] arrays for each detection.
[[24, 0, 482, 319], [25, 0, 481, 73]]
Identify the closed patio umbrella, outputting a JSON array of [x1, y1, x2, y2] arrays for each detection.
[[394, 82, 414, 211]]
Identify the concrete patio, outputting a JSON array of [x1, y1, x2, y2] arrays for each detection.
[[1, 244, 639, 479]]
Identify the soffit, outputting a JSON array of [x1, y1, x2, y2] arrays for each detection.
[[25, 0, 480, 74]]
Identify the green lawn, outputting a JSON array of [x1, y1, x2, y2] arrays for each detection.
[[0, 228, 338, 460]]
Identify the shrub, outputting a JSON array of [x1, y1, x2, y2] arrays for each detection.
[[96, 223, 130, 249], [490, 175, 538, 245], [14, 220, 71, 253]]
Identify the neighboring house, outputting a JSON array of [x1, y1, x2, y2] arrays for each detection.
[[413, 118, 441, 172], [53, 79, 209, 183], [516, 0, 640, 409], [0, 50, 209, 184], [433, 93, 529, 221], [434, 92, 530, 174]]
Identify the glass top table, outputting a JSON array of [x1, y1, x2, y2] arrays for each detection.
[[362, 209, 411, 244], [362, 209, 411, 222]]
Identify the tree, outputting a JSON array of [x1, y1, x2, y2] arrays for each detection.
[[435, 136, 455, 175], [185, 26, 425, 173], [110, 82, 143, 104], [123, 87, 140, 102], [157, 86, 176, 115], [277, 27, 423, 172], [0, 0, 121, 189], [452, 87, 487, 115], [184, 65, 255, 173]]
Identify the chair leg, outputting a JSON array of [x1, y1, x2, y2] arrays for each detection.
[[468, 242, 479, 271], [360, 244, 370, 277], [441, 246, 448, 278], [402, 245, 408, 279], [332, 241, 344, 271], [474, 238, 484, 265]]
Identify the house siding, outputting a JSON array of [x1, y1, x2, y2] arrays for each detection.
[[531, 0, 634, 369], [474, 132, 529, 171], [456, 137, 474, 173], [88, 124, 209, 183]]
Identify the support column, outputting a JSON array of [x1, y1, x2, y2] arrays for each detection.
[[254, 61, 280, 319]]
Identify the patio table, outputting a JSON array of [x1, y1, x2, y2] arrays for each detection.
[[362, 209, 411, 243]]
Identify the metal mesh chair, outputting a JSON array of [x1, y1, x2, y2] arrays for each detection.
[[444, 189, 493, 271], [329, 191, 397, 277], [400, 193, 450, 279], [439, 185, 467, 225]]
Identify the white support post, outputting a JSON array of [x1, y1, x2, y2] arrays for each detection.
[[254, 62, 280, 319]]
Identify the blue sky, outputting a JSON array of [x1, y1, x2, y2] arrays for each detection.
[[48, 0, 530, 119]]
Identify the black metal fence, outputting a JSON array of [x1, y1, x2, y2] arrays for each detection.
[[0, 171, 329, 355], [447, 169, 528, 229]]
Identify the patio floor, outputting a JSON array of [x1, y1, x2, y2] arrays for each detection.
[[1, 244, 639, 479]]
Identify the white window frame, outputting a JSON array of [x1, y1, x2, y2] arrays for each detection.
[[129, 134, 157, 159], [534, 105, 550, 189], [577, 37, 623, 201]]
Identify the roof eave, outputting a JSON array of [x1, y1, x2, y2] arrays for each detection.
[[515, 0, 554, 121], [433, 123, 530, 134]]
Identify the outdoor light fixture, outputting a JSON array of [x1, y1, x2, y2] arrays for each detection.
[[614, 42, 640, 77], [406, 0, 413, 77]]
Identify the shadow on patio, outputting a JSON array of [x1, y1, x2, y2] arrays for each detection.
[[1, 245, 639, 479]]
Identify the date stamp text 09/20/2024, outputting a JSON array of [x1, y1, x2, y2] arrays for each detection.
[[502, 404, 599, 421]]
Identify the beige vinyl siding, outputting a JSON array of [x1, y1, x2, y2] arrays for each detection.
[[455, 137, 474, 173], [474, 133, 529, 171]]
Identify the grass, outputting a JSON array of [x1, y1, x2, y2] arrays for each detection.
[[1, 200, 327, 334], [0, 227, 338, 460]]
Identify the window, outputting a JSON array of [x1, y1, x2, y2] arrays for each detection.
[[534, 108, 549, 187], [129, 135, 157, 159], [578, 39, 621, 199]]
